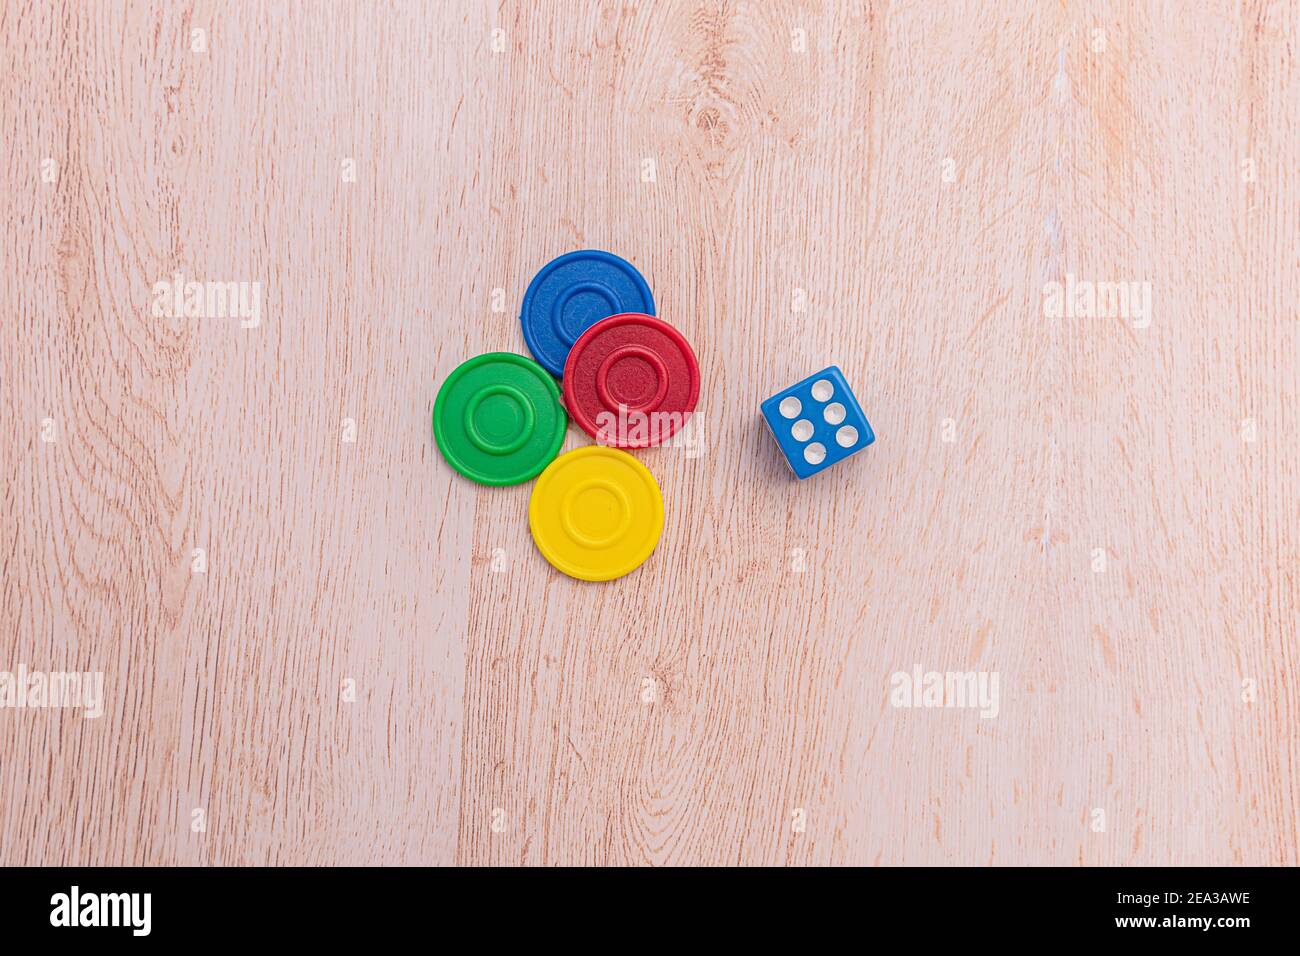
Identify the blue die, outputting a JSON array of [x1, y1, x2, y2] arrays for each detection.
[[760, 366, 875, 478]]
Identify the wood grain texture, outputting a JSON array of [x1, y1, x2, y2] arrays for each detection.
[[1, 0, 1296, 866]]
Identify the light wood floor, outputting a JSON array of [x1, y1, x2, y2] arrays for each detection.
[[1, 1, 1296, 865]]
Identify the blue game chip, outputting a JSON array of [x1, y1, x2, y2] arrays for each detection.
[[519, 250, 655, 376]]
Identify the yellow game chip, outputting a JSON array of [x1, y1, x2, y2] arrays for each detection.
[[528, 446, 664, 582]]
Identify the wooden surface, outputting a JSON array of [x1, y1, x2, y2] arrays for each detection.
[[2, 0, 1297, 866]]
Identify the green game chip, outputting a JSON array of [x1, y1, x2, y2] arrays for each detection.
[[433, 353, 567, 486]]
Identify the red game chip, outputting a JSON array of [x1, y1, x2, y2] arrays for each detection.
[[563, 313, 699, 448]]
